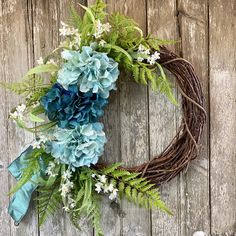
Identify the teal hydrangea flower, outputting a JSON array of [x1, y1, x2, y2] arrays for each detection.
[[46, 123, 106, 168], [57, 46, 119, 98]]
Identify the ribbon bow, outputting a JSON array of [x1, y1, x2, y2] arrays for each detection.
[[8, 146, 45, 225]]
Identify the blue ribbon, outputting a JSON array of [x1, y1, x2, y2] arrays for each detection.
[[8, 146, 45, 225]]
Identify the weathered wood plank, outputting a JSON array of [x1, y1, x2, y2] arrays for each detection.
[[84, 0, 123, 234], [1, 0, 38, 235], [105, 1, 151, 235], [209, 0, 236, 235], [32, 2, 63, 235], [32, 1, 92, 235], [147, 1, 181, 235], [177, 0, 210, 235], [0, 1, 11, 235]]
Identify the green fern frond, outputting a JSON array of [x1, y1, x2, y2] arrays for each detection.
[[98, 164, 172, 215], [37, 182, 62, 226], [102, 162, 122, 175], [69, 5, 83, 29]]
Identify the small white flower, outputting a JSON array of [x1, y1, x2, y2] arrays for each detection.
[[94, 20, 111, 38], [91, 173, 96, 178], [102, 23, 111, 33], [47, 161, 55, 169], [95, 182, 103, 193], [65, 180, 74, 189], [10, 111, 18, 119], [147, 51, 160, 65], [103, 183, 114, 193], [152, 51, 160, 60], [32, 140, 41, 149], [38, 135, 48, 144], [37, 57, 44, 65], [70, 203, 76, 209], [138, 44, 150, 55], [109, 189, 118, 200], [147, 56, 156, 65], [61, 21, 68, 27], [74, 33, 81, 45], [16, 104, 26, 113], [63, 206, 70, 212], [138, 44, 146, 52], [144, 49, 150, 55], [46, 59, 56, 65], [99, 40, 106, 47], [98, 175, 107, 183], [94, 20, 103, 38], [60, 184, 70, 197], [62, 169, 72, 180]]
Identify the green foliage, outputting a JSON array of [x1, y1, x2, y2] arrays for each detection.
[[99, 163, 172, 215], [69, 5, 83, 29], [107, 13, 142, 49], [69, 168, 103, 235], [0, 74, 50, 107], [89, 0, 107, 20], [9, 148, 44, 195], [146, 37, 176, 51], [37, 181, 62, 226]]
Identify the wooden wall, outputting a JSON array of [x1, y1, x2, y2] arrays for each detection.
[[0, 0, 235, 235]]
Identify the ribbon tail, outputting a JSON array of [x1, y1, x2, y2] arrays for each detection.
[[8, 146, 40, 224]]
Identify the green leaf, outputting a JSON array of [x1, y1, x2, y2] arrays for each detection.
[[37, 182, 62, 226], [79, 4, 95, 23], [25, 64, 59, 78], [102, 162, 123, 175], [156, 63, 178, 106], [105, 44, 133, 62], [29, 113, 44, 123]]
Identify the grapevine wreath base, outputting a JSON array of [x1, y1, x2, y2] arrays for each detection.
[[2, 0, 206, 234], [99, 46, 207, 185]]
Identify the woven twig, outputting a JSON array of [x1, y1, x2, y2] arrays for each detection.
[[96, 46, 206, 186]]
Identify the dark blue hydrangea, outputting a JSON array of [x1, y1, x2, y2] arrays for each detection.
[[40, 83, 107, 129]]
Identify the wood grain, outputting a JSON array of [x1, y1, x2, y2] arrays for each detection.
[[147, 1, 181, 236], [106, 1, 151, 235], [178, 0, 210, 235], [209, 0, 236, 235], [0, 0, 235, 235], [1, 0, 38, 235]]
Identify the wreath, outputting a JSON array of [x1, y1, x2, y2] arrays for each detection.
[[2, 1, 206, 235]]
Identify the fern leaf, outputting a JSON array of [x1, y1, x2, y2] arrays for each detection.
[[37, 183, 62, 226], [102, 162, 122, 175]]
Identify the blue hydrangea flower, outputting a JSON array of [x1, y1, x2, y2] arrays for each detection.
[[46, 123, 106, 168], [57, 46, 120, 98], [40, 83, 107, 129]]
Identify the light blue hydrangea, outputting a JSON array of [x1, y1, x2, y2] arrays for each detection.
[[57, 46, 120, 98], [46, 122, 106, 168]]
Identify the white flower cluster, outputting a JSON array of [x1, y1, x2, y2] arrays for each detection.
[[59, 169, 76, 212], [45, 161, 57, 177], [60, 169, 74, 198], [98, 39, 107, 47], [59, 21, 81, 50], [37, 57, 56, 65], [137, 44, 160, 65], [92, 173, 118, 200], [59, 21, 79, 37], [93, 20, 111, 39], [31, 134, 52, 149], [10, 104, 26, 120]]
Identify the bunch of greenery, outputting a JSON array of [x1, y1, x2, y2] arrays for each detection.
[[3, 0, 175, 235]]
